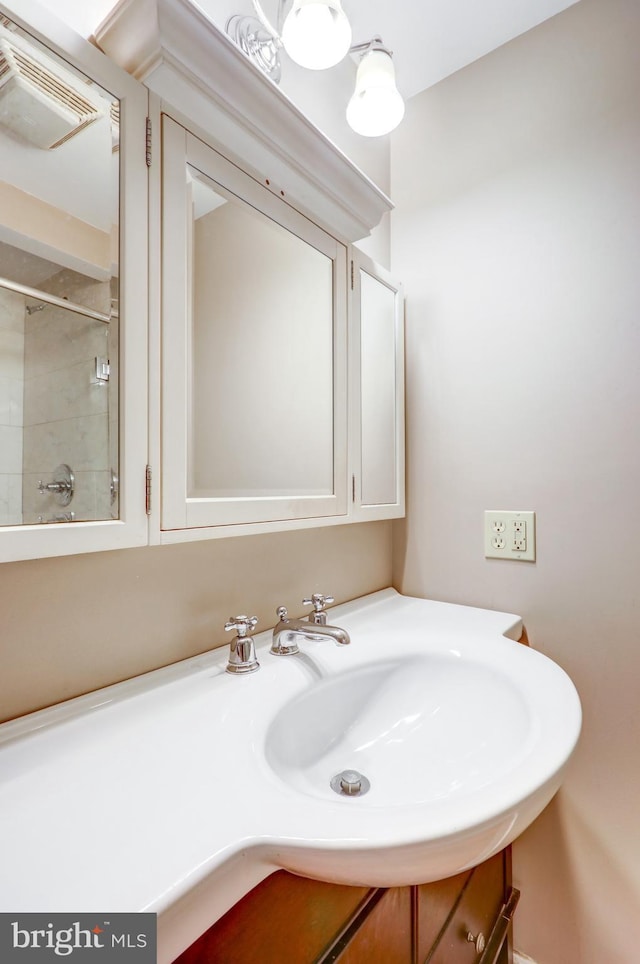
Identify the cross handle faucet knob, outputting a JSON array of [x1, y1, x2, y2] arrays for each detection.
[[302, 593, 334, 612], [225, 615, 258, 637]]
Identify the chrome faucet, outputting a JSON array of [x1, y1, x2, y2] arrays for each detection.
[[271, 599, 350, 655], [225, 615, 260, 674]]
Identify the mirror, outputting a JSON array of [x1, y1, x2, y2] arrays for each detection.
[[187, 165, 334, 499], [360, 268, 398, 505], [0, 15, 119, 526], [161, 118, 347, 530]]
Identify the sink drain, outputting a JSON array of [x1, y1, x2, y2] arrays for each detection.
[[330, 769, 371, 797]]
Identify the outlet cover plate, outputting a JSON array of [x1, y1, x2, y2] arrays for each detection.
[[484, 510, 536, 561]]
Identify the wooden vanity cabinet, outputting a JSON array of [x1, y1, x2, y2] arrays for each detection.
[[419, 852, 515, 964], [329, 887, 414, 964], [174, 848, 518, 964]]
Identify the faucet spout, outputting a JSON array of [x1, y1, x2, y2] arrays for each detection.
[[271, 606, 350, 655]]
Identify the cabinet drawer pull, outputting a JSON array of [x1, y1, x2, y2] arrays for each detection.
[[477, 887, 521, 964], [467, 930, 486, 953]]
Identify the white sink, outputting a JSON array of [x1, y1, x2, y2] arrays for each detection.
[[261, 605, 581, 888], [0, 589, 581, 963], [266, 656, 534, 806]]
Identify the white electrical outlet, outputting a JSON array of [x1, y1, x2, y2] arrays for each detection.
[[484, 510, 536, 561]]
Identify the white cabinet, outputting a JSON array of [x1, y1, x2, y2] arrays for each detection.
[[0, 0, 405, 564], [349, 250, 405, 521], [0, 0, 406, 564], [0, 0, 148, 562], [157, 116, 405, 539], [107, 0, 404, 545], [159, 115, 348, 534]]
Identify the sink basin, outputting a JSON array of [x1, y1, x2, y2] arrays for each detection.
[[261, 602, 581, 888], [0, 588, 581, 962], [267, 656, 533, 807]]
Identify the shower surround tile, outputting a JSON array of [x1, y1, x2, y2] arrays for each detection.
[[23, 359, 109, 426], [24, 309, 109, 379], [22, 414, 109, 475], [0, 328, 25, 381], [0, 375, 23, 426], [0, 287, 24, 332], [0, 474, 22, 525], [21, 278, 114, 524], [0, 287, 24, 524], [0, 425, 22, 473]]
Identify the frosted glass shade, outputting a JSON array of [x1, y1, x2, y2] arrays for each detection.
[[346, 48, 405, 137], [282, 0, 352, 70]]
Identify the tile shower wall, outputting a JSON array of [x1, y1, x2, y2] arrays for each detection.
[[0, 287, 24, 524], [22, 274, 113, 524]]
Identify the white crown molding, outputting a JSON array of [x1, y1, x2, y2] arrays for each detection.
[[94, 0, 392, 241]]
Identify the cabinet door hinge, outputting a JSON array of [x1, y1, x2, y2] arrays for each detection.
[[350, 260, 354, 290], [145, 465, 152, 515], [145, 117, 152, 167]]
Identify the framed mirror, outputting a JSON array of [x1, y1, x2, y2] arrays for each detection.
[[0, 0, 148, 560], [160, 115, 347, 533], [350, 249, 405, 520], [0, 13, 118, 526]]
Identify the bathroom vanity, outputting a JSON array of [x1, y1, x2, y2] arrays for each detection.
[[0, 590, 580, 963], [0, 6, 581, 963], [175, 854, 517, 963]]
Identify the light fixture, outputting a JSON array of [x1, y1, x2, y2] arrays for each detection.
[[226, 13, 282, 82], [226, 1, 405, 137], [281, 0, 351, 70], [346, 40, 405, 137]]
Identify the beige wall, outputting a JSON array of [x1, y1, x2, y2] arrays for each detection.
[[390, 0, 640, 961], [0, 520, 392, 723], [0, 180, 111, 281]]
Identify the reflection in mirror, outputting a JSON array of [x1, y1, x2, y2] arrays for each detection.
[[0, 16, 119, 526], [188, 166, 334, 498], [360, 269, 397, 505]]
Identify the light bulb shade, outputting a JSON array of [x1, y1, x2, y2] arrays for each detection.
[[282, 0, 352, 70], [346, 48, 405, 137]]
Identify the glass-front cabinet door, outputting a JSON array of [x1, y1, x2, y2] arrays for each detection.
[[0, 0, 148, 561], [349, 249, 405, 520], [160, 115, 348, 534]]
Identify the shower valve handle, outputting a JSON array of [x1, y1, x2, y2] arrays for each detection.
[[38, 480, 70, 495], [36, 464, 75, 506]]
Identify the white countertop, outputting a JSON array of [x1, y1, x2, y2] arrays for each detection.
[[0, 589, 547, 962]]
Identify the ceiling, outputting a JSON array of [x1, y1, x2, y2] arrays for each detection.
[[35, 0, 581, 100]]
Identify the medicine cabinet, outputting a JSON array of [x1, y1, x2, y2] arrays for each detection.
[[0, 0, 148, 562], [0, 0, 405, 560], [160, 115, 348, 532], [97, 0, 404, 544], [159, 118, 406, 539]]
